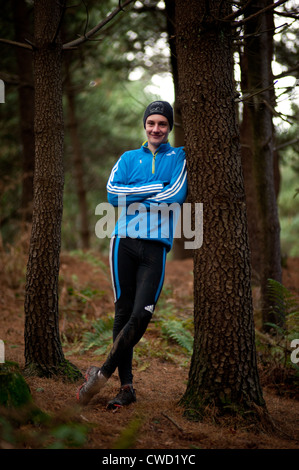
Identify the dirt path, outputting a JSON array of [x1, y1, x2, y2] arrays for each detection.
[[0, 252, 298, 450]]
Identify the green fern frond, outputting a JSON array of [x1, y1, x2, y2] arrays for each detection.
[[161, 319, 193, 353], [267, 278, 299, 328], [82, 316, 114, 353]]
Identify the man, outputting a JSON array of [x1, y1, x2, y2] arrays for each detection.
[[77, 100, 187, 409]]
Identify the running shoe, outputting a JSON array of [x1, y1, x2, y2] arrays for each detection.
[[107, 384, 136, 409], [76, 366, 107, 405]]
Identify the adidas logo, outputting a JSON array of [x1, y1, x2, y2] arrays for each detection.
[[166, 151, 176, 156], [144, 304, 155, 313]]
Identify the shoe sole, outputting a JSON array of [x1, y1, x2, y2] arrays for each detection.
[[76, 367, 102, 405], [107, 395, 136, 410]]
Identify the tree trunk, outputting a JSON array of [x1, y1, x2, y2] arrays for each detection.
[[240, 100, 262, 283], [65, 57, 90, 250], [24, 0, 81, 381], [243, 0, 283, 332], [13, 0, 35, 223], [175, 0, 265, 419], [165, 0, 190, 260]]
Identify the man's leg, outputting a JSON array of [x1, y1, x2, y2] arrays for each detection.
[[77, 237, 136, 405], [101, 239, 166, 382], [110, 236, 137, 386], [77, 238, 166, 406], [106, 239, 167, 408]]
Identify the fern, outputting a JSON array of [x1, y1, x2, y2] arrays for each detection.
[[82, 316, 114, 355], [256, 279, 299, 375], [161, 319, 193, 353], [266, 278, 299, 336]]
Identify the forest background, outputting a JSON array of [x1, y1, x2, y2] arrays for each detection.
[[0, 0, 298, 451], [0, 0, 298, 257]]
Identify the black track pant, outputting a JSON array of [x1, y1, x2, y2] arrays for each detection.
[[101, 236, 166, 385]]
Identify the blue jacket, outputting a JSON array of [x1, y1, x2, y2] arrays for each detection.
[[107, 141, 187, 251]]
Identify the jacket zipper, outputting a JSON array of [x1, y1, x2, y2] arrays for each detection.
[[142, 141, 159, 174], [152, 150, 158, 174]]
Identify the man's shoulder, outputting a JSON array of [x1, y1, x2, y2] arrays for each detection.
[[173, 145, 185, 152], [121, 147, 143, 159], [167, 145, 185, 158]]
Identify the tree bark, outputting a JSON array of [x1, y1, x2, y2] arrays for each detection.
[[165, 0, 191, 260], [65, 56, 90, 250], [242, 0, 283, 331], [13, 0, 35, 223], [24, 0, 81, 381], [175, 0, 265, 419]]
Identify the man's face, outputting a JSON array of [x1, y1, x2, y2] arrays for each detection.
[[145, 114, 170, 150]]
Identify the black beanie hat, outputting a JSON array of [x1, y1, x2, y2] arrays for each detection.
[[143, 101, 173, 131]]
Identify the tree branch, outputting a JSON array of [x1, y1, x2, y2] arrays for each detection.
[[230, 0, 289, 27], [275, 9, 299, 20], [235, 81, 278, 103], [275, 138, 299, 151], [0, 38, 32, 51], [274, 64, 299, 80], [220, 0, 254, 22], [62, 0, 136, 49], [0, 71, 20, 85], [262, 98, 293, 125]]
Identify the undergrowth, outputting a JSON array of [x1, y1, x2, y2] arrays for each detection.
[[60, 255, 298, 391], [77, 283, 194, 368], [1, 242, 297, 401], [255, 279, 299, 396], [1, 245, 298, 448]]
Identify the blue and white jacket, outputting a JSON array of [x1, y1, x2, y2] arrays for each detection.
[[107, 141, 187, 251]]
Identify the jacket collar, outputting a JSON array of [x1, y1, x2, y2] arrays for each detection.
[[142, 141, 171, 153]]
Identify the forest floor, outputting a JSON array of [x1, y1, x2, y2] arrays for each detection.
[[0, 242, 298, 452]]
